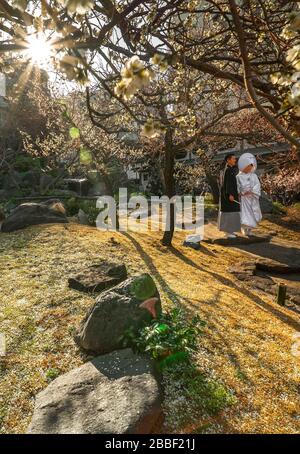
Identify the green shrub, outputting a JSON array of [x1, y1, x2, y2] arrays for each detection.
[[292, 202, 300, 211], [0, 199, 17, 215], [45, 368, 60, 382], [272, 201, 287, 215], [14, 155, 42, 172], [123, 306, 235, 430], [65, 197, 79, 216], [79, 200, 102, 225], [123, 307, 205, 361], [65, 198, 101, 225]]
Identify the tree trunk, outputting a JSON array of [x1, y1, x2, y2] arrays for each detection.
[[162, 129, 175, 246], [206, 172, 220, 204], [103, 174, 119, 230]]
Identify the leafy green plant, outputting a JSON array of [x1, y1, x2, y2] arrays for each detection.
[[45, 368, 60, 382], [123, 307, 205, 361], [65, 197, 102, 225], [272, 201, 287, 215], [0, 199, 21, 215], [14, 155, 42, 172], [65, 197, 79, 216]]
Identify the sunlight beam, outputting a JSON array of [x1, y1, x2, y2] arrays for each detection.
[[25, 33, 52, 69]]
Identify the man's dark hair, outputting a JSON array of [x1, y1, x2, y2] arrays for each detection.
[[225, 153, 235, 163]]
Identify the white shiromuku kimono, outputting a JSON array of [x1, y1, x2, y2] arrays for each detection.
[[237, 154, 262, 228]]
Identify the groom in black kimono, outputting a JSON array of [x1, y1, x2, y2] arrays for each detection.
[[218, 153, 241, 238]]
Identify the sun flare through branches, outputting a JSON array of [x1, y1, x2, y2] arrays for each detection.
[[25, 33, 52, 69]]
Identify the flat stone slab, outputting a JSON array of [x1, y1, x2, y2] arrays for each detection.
[[68, 261, 127, 293], [256, 259, 300, 274], [228, 259, 300, 306], [203, 234, 271, 246], [27, 349, 162, 434], [183, 241, 201, 250], [233, 239, 300, 268]]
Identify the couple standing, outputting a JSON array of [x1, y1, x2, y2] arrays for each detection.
[[218, 153, 262, 238]]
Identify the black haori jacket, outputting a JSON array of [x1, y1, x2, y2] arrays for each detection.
[[219, 165, 240, 213]]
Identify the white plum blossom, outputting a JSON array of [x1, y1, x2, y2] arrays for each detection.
[[289, 12, 300, 32], [58, 0, 94, 15], [272, 10, 300, 116], [286, 44, 300, 69], [290, 82, 300, 101], [150, 53, 169, 72], [12, 0, 28, 11], [141, 119, 164, 139], [291, 71, 300, 82], [114, 56, 154, 101]]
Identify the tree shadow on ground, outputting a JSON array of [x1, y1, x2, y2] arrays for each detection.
[[170, 245, 300, 332], [264, 214, 300, 234], [120, 233, 300, 402], [232, 241, 300, 266], [121, 232, 182, 306], [180, 291, 254, 386]]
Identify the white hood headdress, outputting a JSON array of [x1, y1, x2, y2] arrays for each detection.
[[238, 153, 257, 172]]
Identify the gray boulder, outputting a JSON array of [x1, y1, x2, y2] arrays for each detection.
[[68, 261, 127, 293], [1, 202, 68, 232], [27, 349, 163, 434], [77, 208, 90, 226], [260, 191, 273, 214], [76, 274, 162, 354]]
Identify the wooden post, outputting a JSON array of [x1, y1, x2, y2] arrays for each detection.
[[276, 283, 287, 306]]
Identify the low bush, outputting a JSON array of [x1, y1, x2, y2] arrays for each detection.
[[272, 201, 287, 215], [123, 307, 205, 361], [65, 198, 101, 225], [123, 306, 236, 431]]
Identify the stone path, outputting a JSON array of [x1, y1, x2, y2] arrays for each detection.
[[202, 222, 300, 308]]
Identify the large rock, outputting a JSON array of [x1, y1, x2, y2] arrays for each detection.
[[1, 202, 68, 232], [77, 208, 91, 226], [68, 261, 127, 293], [27, 349, 163, 434], [76, 274, 162, 354], [260, 191, 273, 214]]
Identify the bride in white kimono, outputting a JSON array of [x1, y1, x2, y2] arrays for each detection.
[[237, 153, 262, 236]]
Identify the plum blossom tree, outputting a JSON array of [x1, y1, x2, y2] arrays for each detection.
[[1, 0, 298, 243]]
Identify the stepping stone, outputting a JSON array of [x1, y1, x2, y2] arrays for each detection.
[[27, 349, 163, 434], [183, 241, 201, 250], [203, 234, 271, 246], [228, 260, 300, 305], [183, 234, 202, 250], [68, 261, 127, 293], [256, 259, 300, 274]]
